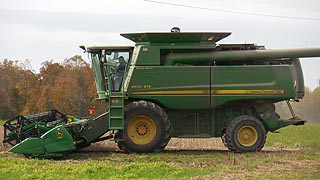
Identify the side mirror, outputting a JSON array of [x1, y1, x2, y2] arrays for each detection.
[[79, 45, 86, 52]]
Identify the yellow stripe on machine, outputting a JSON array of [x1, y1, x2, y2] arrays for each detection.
[[132, 89, 285, 95], [212, 89, 285, 95], [132, 90, 209, 95]]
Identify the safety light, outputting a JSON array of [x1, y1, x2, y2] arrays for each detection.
[[88, 107, 95, 116], [67, 117, 73, 123]]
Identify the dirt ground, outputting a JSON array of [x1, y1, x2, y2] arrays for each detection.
[[0, 126, 304, 158], [0, 126, 227, 152]]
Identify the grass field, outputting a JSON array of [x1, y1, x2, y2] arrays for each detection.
[[1, 124, 319, 179]]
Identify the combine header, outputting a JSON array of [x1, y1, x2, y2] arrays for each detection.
[[3, 109, 110, 157], [3, 28, 320, 157]]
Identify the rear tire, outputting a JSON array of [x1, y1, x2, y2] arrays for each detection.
[[224, 115, 266, 153], [121, 100, 171, 153]]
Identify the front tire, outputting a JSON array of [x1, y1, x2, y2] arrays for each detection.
[[121, 101, 171, 153], [224, 115, 266, 153]]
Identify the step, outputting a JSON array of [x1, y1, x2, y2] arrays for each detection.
[[110, 105, 123, 108], [110, 116, 123, 119]]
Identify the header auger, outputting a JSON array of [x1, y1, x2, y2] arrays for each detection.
[[3, 28, 320, 157]]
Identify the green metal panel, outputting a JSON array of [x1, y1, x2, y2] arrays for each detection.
[[292, 59, 304, 98], [9, 125, 76, 155], [121, 32, 231, 44], [135, 46, 160, 65], [79, 112, 110, 143], [210, 65, 295, 108], [41, 125, 76, 153], [91, 53, 106, 99], [9, 138, 44, 155], [127, 66, 210, 110]]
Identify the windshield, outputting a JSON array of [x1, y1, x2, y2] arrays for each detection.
[[105, 51, 130, 91], [90, 48, 132, 99]]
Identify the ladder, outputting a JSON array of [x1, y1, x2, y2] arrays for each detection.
[[108, 91, 124, 130]]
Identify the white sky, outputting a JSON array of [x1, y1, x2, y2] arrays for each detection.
[[1, 0, 320, 90]]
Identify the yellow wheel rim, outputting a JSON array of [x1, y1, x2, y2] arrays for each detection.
[[127, 115, 156, 145], [237, 126, 258, 147]]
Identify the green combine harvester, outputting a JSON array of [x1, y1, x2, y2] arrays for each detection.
[[3, 28, 320, 157]]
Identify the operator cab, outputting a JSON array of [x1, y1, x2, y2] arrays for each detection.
[[85, 46, 133, 99], [105, 51, 130, 91]]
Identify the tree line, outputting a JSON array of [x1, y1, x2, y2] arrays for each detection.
[[276, 87, 320, 123], [0, 56, 319, 123], [0, 56, 106, 120]]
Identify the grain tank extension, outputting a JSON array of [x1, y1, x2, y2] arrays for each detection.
[[3, 28, 320, 157]]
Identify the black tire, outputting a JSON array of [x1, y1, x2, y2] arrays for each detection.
[[224, 115, 266, 153], [121, 100, 171, 153]]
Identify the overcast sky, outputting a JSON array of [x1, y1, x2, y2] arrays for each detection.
[[1, 0, 320, 90]]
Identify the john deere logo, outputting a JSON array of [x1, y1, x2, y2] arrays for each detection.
[[56, 129, 63, 139]]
